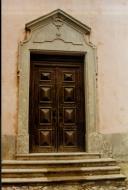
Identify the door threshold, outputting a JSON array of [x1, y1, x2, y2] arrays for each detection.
[[16, 152, 100, 156]]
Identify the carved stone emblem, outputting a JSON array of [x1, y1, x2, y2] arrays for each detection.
[[53, 14, 64, 37]]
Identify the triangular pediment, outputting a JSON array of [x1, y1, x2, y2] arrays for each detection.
[[25, 9, 91, 35]]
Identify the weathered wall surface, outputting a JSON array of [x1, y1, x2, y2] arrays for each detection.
[[2, 0, 128, 159]]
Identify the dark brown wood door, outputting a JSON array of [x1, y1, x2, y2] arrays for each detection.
[[29, 62, 85, 152]]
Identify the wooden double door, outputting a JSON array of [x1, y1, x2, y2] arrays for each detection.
[[29, 60, 85, 152]]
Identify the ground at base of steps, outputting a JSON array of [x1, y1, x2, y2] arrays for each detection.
[[2, 181, 128, 190]]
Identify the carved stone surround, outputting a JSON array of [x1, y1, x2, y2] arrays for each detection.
[[17, 9, 97, 154]]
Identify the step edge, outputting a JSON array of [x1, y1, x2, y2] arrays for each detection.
[[16, 153, 101, 156], [2, 158, 116, 164], [2, 166, 121, 173], [2, 174, 126, 183]]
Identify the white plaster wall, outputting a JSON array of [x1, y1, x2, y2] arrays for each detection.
[[2, 0, 128, 136]]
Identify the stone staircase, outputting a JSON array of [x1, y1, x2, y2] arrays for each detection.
[[2, 153, 126, 184]]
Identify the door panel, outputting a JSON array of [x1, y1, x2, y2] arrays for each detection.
[[30, 62, 85, 152], [30, 67, 57, 152], [58, 67, 84, 151]]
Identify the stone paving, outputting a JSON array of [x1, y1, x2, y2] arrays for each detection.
[[2, 181, 128, 190]]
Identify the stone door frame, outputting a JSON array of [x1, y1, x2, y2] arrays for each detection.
[[16, 9, 97, 154]]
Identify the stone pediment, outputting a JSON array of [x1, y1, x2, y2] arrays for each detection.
[[24, 9, 91, 46], [26, 9, 91, 33]]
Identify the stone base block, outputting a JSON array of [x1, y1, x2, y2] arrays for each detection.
[[2, 135, 16, 160]]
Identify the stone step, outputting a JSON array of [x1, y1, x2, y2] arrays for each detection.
[[2, 158, 116, 169], [16, 152, 101, 160], [2, 174, 126, 184], [2, 166, 120, 178]]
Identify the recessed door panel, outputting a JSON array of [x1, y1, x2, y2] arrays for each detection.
[[39, 108, 52, 124], [64, 108, 76, 124], [64, 87, 75, 102], [39, 86, 51, 102]]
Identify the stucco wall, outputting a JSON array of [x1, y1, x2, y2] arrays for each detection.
[[2, 0, 128, 159]]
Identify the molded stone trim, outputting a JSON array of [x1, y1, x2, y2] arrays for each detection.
[[17, 9, 97, 154]]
